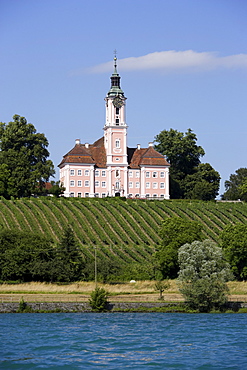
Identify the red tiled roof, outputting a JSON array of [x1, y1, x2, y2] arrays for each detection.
[[128, 146, 169, 168], [58, 137, 107, 168], [59, 138, 169, 169]]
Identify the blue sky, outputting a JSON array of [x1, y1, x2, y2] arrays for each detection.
[[1, 0, 247, 197]]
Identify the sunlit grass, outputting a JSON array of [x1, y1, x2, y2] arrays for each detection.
[[0, 280, 247, 294]]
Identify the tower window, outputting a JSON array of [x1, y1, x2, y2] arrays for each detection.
[[116, 118, 119, 125], [115, 139, 120, 148], [116, 107, 119, 114]]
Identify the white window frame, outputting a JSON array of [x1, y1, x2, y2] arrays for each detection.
[[95, 181, 100, 187], [95, 170, 100, 177], [78, 180, 82, 187], [160, 171, 165, 178], [153, 171, 157, 178], [146, 171, 150, 178], [135, 182, 140, 188], [115, 139, 120, 148], [85, 170, 89, 176], [84, 180, 90, 187], [70, 169, 75, 176], [102, 170, 106, 177], [160, 182, 165, 189], [129, 182, 133, 188], [129, 171, 133, 178], [77, 169, 82, 176], [146, 182, 150, 189], [153, 182, 158, 189], [102, 181, 106, 188], [70, 180, 75, 187]]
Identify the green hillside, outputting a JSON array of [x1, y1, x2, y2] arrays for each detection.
[[0, 197, 247, 266]]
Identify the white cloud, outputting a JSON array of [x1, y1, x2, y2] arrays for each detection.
[[82, 50, 247, 74]]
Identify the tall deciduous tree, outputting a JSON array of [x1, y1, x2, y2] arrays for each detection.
[[155, 128, 220, 199], [178, 240, 231, 312], [182, 163, 221, 200], [0, 115, 55, 198], [155, 217, 203, 279], [222, 168, 247, 201], [155, 128, 205, 198]]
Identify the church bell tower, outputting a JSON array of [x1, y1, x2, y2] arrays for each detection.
[[104, 55, 128, 195]]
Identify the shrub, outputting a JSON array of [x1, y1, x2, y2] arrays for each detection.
[[89, 287, 108, 312]]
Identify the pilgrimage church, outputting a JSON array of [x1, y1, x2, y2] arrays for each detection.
[[59, 57, 170, 199]]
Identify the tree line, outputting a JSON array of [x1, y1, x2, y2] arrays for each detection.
[[1, 115, 246, 200]]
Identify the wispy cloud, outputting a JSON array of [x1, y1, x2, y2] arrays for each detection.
[[79, 50, 247, 74]]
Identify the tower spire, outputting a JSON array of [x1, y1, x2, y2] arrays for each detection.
[[113, 49, 117, 73], [107, 51, 124, 97]]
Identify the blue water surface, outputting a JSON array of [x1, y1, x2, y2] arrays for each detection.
[[0, 313, 246, 369]]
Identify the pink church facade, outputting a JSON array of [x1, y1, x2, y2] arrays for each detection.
[[59, 58, 170, 199]]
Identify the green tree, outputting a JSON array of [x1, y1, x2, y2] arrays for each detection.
[[53, 225, 85, 282], [155, 217, 203, 279], [154, 279, 170, 300], [48, 181, 65, 198], [178, 240, 231, 312], [182, 163, 220, 200], [89, 287, 108, 311], [155, 128, 205, 198], [220, 223, 247, 281], [0, 230, 55, 282], [0, 115, 55, 198], [222, 168, 247, 201]]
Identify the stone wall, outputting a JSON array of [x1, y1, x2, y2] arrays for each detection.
[[0, 301, 246, 313]]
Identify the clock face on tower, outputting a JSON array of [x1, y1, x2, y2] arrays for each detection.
[[113, 96, 123, 108]]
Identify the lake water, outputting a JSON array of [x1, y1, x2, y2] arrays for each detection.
[[0, 313, 246, 369]]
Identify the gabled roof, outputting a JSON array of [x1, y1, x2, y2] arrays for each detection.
[[58, 137, 106, 168], [59, 138, 169, 169], [128, 146, 170, 168]]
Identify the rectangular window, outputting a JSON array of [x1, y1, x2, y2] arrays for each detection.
[[95, 181, 100, 187], [136, 182, 140, 188], [95, 193, 99, 198], [160, 182, 165, 189], [160, 194, 165, 198], [146, 172, 150, 178], [135, 172, 140, 178], [146, 194, 150, 198], [160, 172, 165, 178], [153, 172, 157, 178], [85, 170, 89, 176], [102, 193, 106, 198], [116, 119, 119, 125], [85, 180, 89, 187], [85, 192, 89, 197], [77, 169, 82, 176], [153, 182, 158, 189], [70, 180, 75, 187], [95, 170, 99, 177], [129, 182, 133, 188], [102, 181, 106, 188], [78, 180, 82, 187], [70, 169, 75, 176], [70, 192, 74, 197], [115, 139, 120, 148], [102, 170, 106, 177], [146, 182, 150, 189], [129, 171, 133, 178], [78, 192, 82, 197]]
